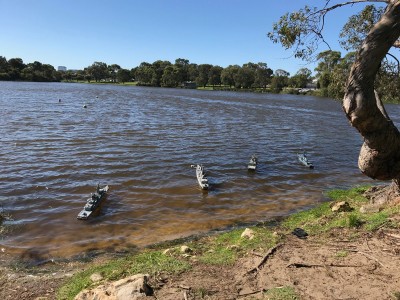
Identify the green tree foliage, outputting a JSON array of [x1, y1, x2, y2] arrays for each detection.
[[87, 62, 108, 82], [268, 5, 322, 60], [151, 60, 172, 86], [135, 62, 155, 86], [314, 50, 342, 91], [339, 5, 384, 51], [327, 52, 356, 99], [161, 65, 184, 87], [208, 65, 223, 87], [187, 63, 199, 82], [175, 58, 190, 82], [117, 68, 131, 83], [234, 66, 255, 89], [271, 69, 290, 92], [221, 65, 240, 87], [253, 62, 273, 88], [196, 64, 213, 88], [0, 56, 9, 72], [108, 64, 121, 83], [289, 68, 312, 88]]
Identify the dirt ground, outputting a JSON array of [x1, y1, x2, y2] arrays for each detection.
[[1, 225, 400, 300]]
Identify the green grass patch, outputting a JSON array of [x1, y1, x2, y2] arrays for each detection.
[[263, 286, 299, 300], [335, 250, 349, 258], [325, 185, 370, 203], [281, 185, 399, 235], [197, 227, 279, 266], [57, 250, 190, 300]]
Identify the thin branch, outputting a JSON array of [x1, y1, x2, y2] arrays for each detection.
[[287, 262, 362, 268], [305, 0, 388, 52], [386, 52, 400, 75], [320, 0, 389, 15], [246, 243, 283, 275]]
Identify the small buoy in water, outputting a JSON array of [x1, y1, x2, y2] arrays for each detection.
[[58, 98, 61, 102], [83, 104, 87, 108], [96, 96, 99, 99]]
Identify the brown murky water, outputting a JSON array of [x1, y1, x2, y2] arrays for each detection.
[[0, 82, 393, 262]]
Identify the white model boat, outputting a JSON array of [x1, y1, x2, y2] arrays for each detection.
[[297, 152, 314, 169], [191, 164, 209, 190], [77, 184, 109, 220], [248, 154, 258, 171]]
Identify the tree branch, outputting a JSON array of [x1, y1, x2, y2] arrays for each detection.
[[310, 0, 388, 19]]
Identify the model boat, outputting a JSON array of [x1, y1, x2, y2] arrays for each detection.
[[77, 184, 109, 220], [191, 164, 209, 190], [248, 154, 258, 171], [298, 152, 314, 169]]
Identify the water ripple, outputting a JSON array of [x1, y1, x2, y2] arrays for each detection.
[[0, 82, 390, 260]]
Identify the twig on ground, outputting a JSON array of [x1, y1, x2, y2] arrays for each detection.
[[246, 243, 283, 275], [287, 262, 362, 268], [183, 291, 188, 300], [237, 289, 267, 297]]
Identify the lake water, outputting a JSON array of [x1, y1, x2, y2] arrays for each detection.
[[0, 81, 395, 262]]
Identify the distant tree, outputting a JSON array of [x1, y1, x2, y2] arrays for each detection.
[[253, 62, 273, 88], [271, 69, 290, 92], [135, 62, 154, 85], [0, 56, 10, 80], [314, 50, 342, 90], [8, 58, 25, 71], [74, 70, 85, 81], [274, 69, 290, 77], [87, 62, 108, 82], [234, 66, 255, 89], [175, 58, 190, 82], [130, 67, 137, 81], [289, 68, 312, 88], [117, 68, 131, 83], [208, 65, 223, 87], [0, 56, 9, 73], [328, 52, 356, 99], [152, 60, 172, 86], [187, 63, 199, 82], [108, 64, 121, 82], [196, 64, 213, 88], [161, 65, 184, 87], [221, 65, 241, 87]]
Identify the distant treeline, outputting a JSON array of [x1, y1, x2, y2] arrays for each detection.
[[1, 52, 400, 102], [0, 56, 312, 93]]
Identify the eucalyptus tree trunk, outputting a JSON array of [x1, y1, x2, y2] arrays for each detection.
[[342, 0, 400, 202]]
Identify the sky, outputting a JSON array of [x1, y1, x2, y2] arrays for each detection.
[[0, 0, 379, 75]]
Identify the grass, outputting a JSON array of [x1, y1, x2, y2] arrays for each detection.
[[57, 250, 190, 300], [262, 286, 299, 300], [57, 185, 400, 299], [281, 185, 400, 236], [197, 227, 279, 266], [335, 250, 349, 258]]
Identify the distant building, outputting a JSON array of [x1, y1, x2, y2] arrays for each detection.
[[58, 66, 67, 71]]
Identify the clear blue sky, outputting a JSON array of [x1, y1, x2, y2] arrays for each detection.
[[0, 0, 376, 75]]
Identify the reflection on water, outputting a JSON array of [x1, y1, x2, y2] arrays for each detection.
[[0, 82, 394, 262]]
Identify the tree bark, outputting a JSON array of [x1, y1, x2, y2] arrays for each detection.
[[343, 1, 400, 191]]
